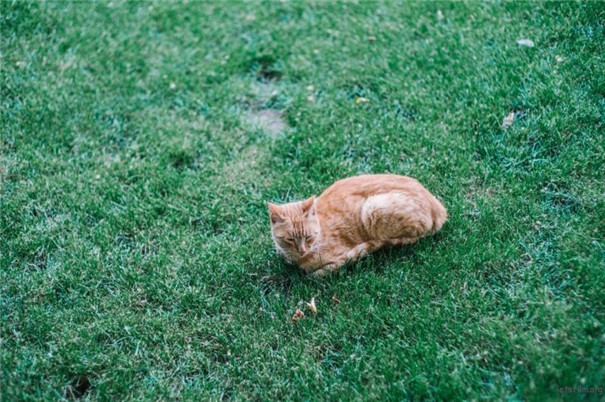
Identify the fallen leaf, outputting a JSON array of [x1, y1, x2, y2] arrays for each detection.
[[437, 10, 444, 21], [516, 39, 534, 47], [502, 111, 516, 129], [368, 36, 376, 42], [355, 97, 369, 104], [169, 82, 177, 89], [291, 309, 304, 323], [332, 295, 341, 304], [555, 56, 564, 63], [305, 297, 317, 314], [306, 85, 314, 91]]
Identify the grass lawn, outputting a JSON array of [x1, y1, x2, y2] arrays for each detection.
[[2, 1, 604, 400]]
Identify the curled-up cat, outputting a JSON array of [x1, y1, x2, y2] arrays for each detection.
[[268, 174, 447, 276]]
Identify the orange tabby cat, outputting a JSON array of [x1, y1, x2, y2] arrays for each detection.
[[268, 174, 447, 276]]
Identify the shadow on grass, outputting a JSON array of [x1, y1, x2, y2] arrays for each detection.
[[262, 231, 447, 288], [342, 231, 448, 276], [259, 258, 305, 298]]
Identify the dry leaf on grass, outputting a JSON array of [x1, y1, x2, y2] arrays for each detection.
[[355, 97, 369, 104], [516, 39, 534, 47], [291, 309, 305, 323], [437, 10, 444, 21], [332, 295, 341, 304], [305, 297, 317, 314], [502, 111, 516, 129]]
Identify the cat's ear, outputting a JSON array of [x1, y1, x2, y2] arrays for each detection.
[[268, 202, 284, 224], [302, 196, 317, 217]]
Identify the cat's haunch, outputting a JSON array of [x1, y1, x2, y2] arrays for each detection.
[[268, 174, 447, 276]]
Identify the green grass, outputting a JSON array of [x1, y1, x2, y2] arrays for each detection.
[[2, 1, 604, 400]]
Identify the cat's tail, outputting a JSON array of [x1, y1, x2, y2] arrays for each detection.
[[430, 196, 448, 233]]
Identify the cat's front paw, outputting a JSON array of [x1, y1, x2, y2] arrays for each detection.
[[310, 262, 341, 277], [310, 268, 328, 278]]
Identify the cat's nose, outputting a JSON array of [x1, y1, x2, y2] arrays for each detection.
[[299, 243, 308, 254]]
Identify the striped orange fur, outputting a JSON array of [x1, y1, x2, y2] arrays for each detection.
[[268, 174, 447, 276]]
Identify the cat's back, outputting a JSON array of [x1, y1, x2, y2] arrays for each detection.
[[319, 174, 426, 199], [318, 174, 447, 232]]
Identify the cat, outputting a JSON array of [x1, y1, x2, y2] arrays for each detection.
[[268, 174, 447, 276]]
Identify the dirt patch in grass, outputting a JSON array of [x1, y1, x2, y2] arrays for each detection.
[[246, 108, 287, 138], [65, 376, 92, 399]]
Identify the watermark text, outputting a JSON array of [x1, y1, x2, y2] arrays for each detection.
[[557, 385, 602, 396]]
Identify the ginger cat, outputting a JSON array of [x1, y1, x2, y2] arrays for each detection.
[[268, 174, 447, 276]]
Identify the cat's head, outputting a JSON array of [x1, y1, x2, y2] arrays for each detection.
[[268, 196, 320, 259]]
